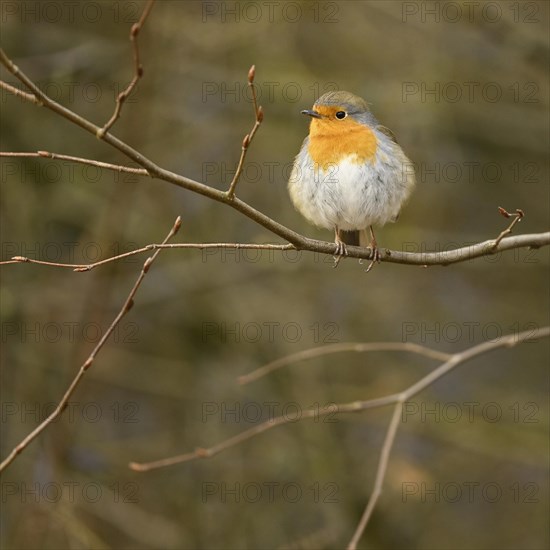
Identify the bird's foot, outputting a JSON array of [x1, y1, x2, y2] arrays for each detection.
[[333, 240, 348, 268], [363, 244, 380, 273]]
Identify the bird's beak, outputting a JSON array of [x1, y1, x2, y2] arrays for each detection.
[[301, 109, 323, 119]]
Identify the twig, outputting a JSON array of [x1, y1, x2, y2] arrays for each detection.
[[0, 151, 149, 176], [492, 207, 524, 249], [238, 342, 452, 385], [227, 64, 264, 198], [1, 52, 549, 265], [129, 394, 402, 472], [348, 402, 403, 550], [0, 80, 39, 104], [0, 217, 181, 473], [1, 242, 295, 271], [97, 0, 156, 137]]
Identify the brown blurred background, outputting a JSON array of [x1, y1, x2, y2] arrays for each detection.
[[1, 1, 548, 549]]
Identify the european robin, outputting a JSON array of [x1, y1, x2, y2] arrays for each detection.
[[288, 91, 415, 270]]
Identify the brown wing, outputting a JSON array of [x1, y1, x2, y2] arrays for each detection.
[[376, 125, 398, 144]]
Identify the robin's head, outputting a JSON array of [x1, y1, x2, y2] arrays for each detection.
[[301, 91, 376, 129]]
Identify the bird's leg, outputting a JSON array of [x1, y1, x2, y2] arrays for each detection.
[[364, 225, 380, 273], [333, 226, 348, 268]]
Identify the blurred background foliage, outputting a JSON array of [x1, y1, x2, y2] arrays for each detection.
[[1, 1, 548, 549]]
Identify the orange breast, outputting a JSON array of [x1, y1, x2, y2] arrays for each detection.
[[307, 118, 378, 170]]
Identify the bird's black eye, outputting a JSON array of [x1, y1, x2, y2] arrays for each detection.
[[335, 111, 347, 119]]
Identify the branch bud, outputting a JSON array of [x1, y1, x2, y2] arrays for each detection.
[[248, 65, 256, 84]]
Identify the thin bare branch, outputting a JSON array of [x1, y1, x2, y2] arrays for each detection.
[[1, 242, 295, 271], [492, 207, 524, 249], [238, 342, 452, 385], [348, 402, 403, 550], [227, 64, 264, 198], [97, 0, 156, 137], [0, 217, 181, 473], [0, 79, 38, 104], [129, 394, 402, 472], [0, 151, 149, 175]]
